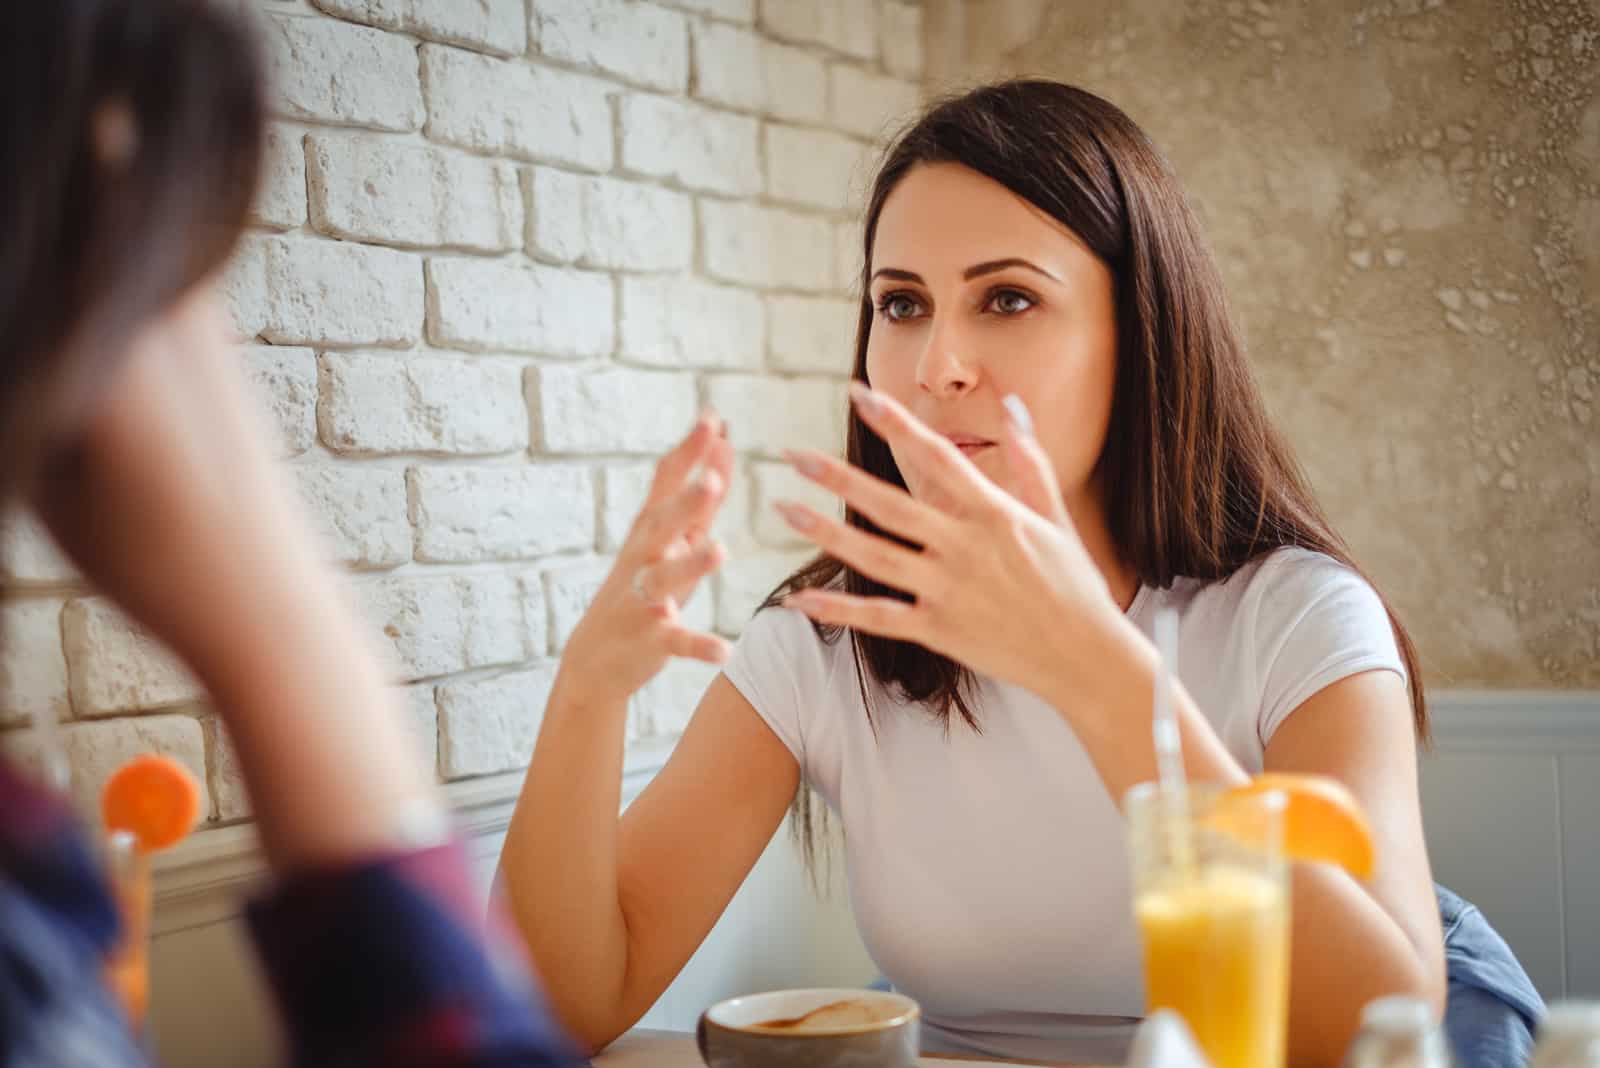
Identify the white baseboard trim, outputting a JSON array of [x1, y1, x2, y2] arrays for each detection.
[[1428, 690, 1600, 752], [152, 740, 677, 937]]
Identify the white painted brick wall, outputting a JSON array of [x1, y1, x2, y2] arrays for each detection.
[[318, 352, 529, 455], [263, 14, 424, 131], [294, 466, 411, 568], [62, 600, 204, 717], [307, 134, 524, 252], [767, 295, 858, 374], [438, 664, 557, 777], [700, 201, 834, 290], [751, 460, 842, 547], [533, 0, 691, 93], [525, 171, 694, 272], [225, 235, 424, 347], [0, 0, 927, 827], [759, 0, 877, 60], [311, 0, 527, 57], [408, 465, 596, 562], [534, 365, 700, 454], [619, 276, 764, 369], [421, 45, 615, 171], [619, 94, 762, 196], [427, 257, 615, 357], [828, 63, 920, 140], [764, 124, 873, 213]]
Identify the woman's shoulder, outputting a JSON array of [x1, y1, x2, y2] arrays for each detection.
[[1213, 545, 1376, 609]]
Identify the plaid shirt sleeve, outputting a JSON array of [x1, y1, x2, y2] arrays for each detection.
[[245, 838, 588, 1068]]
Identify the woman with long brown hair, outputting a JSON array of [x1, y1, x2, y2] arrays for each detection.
[[500, 80, 1447, 1064]]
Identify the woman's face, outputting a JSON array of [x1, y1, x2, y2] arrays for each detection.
[[864, 162, 1118, 515]]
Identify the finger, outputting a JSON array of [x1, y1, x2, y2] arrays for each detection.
[[653, 537, 726, 602], [684, 436, 735, 544], [644, 409, 721, 508], [630, 466, 728, 560], [774, 500, 934, 595], [785, 448, 951, 552], [999, 395, 1068, 523], [849, 382, 1001, 511], [661, 625, 732, 665], [780, 588, 923, 644]]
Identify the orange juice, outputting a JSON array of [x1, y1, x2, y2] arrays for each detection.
[[1136, 865, 1290, 1068]]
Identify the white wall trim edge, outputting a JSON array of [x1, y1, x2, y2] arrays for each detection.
[[1429, 690, 1600, 751]]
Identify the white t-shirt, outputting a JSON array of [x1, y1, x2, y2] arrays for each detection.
[[722, 547, 1407, 1064]]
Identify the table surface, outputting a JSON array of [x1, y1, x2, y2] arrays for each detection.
[[593, 1029, 1076, 1067]]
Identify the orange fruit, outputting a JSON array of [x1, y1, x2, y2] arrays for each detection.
[[1209, 773, 1376, 880], [101, 754, 202, 853]]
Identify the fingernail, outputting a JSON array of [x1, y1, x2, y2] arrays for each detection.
[[785, 449, 824, 478], [776, 500, 816, 530], [1002, 394, 1035, 438], [850, 381, 885, 419]]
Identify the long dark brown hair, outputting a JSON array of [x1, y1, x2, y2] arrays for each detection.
[[0, 0, 264, 504], [765, 80, 1427, 865]]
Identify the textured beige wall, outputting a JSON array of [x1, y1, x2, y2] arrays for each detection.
[[926, 0, 1600, 689]]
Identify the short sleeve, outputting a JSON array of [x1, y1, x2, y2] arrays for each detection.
[[1251, 550, 1409, 746], [722, 606, 816, 768]]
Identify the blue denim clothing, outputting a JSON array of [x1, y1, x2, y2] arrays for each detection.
[[1438, 884, 1545, 1068]]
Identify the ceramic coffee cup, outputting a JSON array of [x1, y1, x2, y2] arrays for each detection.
[[696, 988, 920, 1068]]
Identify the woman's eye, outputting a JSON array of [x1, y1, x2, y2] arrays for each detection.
[[878, 294, 924, 321], [987, 289, 1035, 315]]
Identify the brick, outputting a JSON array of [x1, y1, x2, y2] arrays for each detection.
[[533, 366, 698, 454], [752, 460, 841, 547], [655, 0, 753, 21], [523, 168, 586, 263], [699, 201, 833, 290], [294, 466, 411, 568], [359, 572, 536, 682], [306, 134, 523, 252], [759, 0, 876, 60], [768, 295, 858, 374], [408, 465, 595, 563], [880, 1, 924, 80], [630, 658, 718, 738], [619, 94, 761, 196], [599, 463, 653, 552], [705, 374, 847, 455], [319, 353, 529, 455], [222, 235, 423, 347], [714, 464, 761, 555], [311, 0, 525, 56], [833, 218, 863, 293], [829, 65, 920, 141], [422, 45, 614, 172], [525, 171, 692, 271], [402, 683, 441, 779], [262, 14, 422, 130], [210, 720, 250, 821], [58, 715, 207, 823], [619, 276, 763, 370], [532, 0, 689, 92], [0, 511, 78, 586], [427, 257, 614, 358], [544, 556, 711, 650], [438, 664, 557, 778], [243, 345, 318, 456], [716, 550, 811, 634], [764, 124, 872, 212], [249, 124, 307, 230], [0, 600, 69, 727], [62, 599, 203, 716], [690, 23, 825, 123]]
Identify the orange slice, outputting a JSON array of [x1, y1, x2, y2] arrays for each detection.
[[101, 754, 202, 853], [1209, 773, 1376, 880]]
